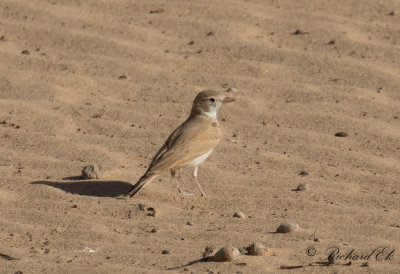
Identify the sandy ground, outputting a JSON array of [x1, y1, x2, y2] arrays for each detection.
[[1, 0, 400, 273]]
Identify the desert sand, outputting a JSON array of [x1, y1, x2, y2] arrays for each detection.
[[1, 0, 400, 273]]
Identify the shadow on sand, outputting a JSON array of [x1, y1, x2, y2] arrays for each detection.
[[31, 179, 133, 197], [166, 258, 207, 271]]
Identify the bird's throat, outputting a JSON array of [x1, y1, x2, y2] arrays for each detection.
[[203, 109, 217, 120]]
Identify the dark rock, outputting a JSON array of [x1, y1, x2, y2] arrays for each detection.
[[81, 164, 102, 179]]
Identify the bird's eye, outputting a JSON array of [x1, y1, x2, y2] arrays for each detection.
[[208, 98, 215, 103]]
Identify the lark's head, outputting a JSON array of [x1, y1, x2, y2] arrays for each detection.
[[190, 90, 235, 119]]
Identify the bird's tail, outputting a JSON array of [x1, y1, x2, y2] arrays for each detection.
[[125, 173, 157, 198]]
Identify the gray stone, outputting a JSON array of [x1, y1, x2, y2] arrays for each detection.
[[296, 183, 310, 191], [81, 164, 101, 179], [247, 242, 266, 256], [276, 222, 300, 233], [213, 246, 240, 262]]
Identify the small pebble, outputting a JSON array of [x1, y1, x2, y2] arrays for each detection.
[[226, 87, 238, 93], [203, 246, 214, 259], [361, 262, 369, 267], [246, 242, 266, 256], [292, 29, 308, 35], [138, 203, 146, 211], [327, 39, 335, 45], [213, 246, 240, 262], [147, 207, 156, 217], [206, 31, 214, 36], [149, 8, 165, 14], [335, 132, 348, 137], [81, 164, 101, 179], [161, 250, 170, 254], [186, 221, 193, 226], [21, 50, 30, 55], [233, 211, 245, 218], [276, 222, 300, 233], [118, 75, 127, 80], [298, 171, 309, 176], [296, 183, 310, 191]]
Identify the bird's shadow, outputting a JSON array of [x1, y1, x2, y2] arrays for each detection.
[[167, 258, 208, 270], [31, 179, 132, 197]]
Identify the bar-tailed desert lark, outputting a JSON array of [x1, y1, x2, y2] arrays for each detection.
[[126, 90, 235, 197]]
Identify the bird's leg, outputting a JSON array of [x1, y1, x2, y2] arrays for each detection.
[[193, 166, 206, 196], [171, 170, 183, 193]]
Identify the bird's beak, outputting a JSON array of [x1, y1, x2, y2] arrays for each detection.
[[222, 96, 235, 103]]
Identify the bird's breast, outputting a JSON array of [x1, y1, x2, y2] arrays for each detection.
[[187, 149, 214, 167]]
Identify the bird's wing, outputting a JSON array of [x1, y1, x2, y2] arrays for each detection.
[[146, 122, 185, 172], [145, 116, 222, 174]]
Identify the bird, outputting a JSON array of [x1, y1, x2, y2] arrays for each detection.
[[125, 90, 235, 198]]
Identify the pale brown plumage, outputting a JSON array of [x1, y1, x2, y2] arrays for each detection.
[[126, 90, 234, 198]]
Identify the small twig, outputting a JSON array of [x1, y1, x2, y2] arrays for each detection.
[[0, 252, 20, 260], [280, 265, 303, 269]]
